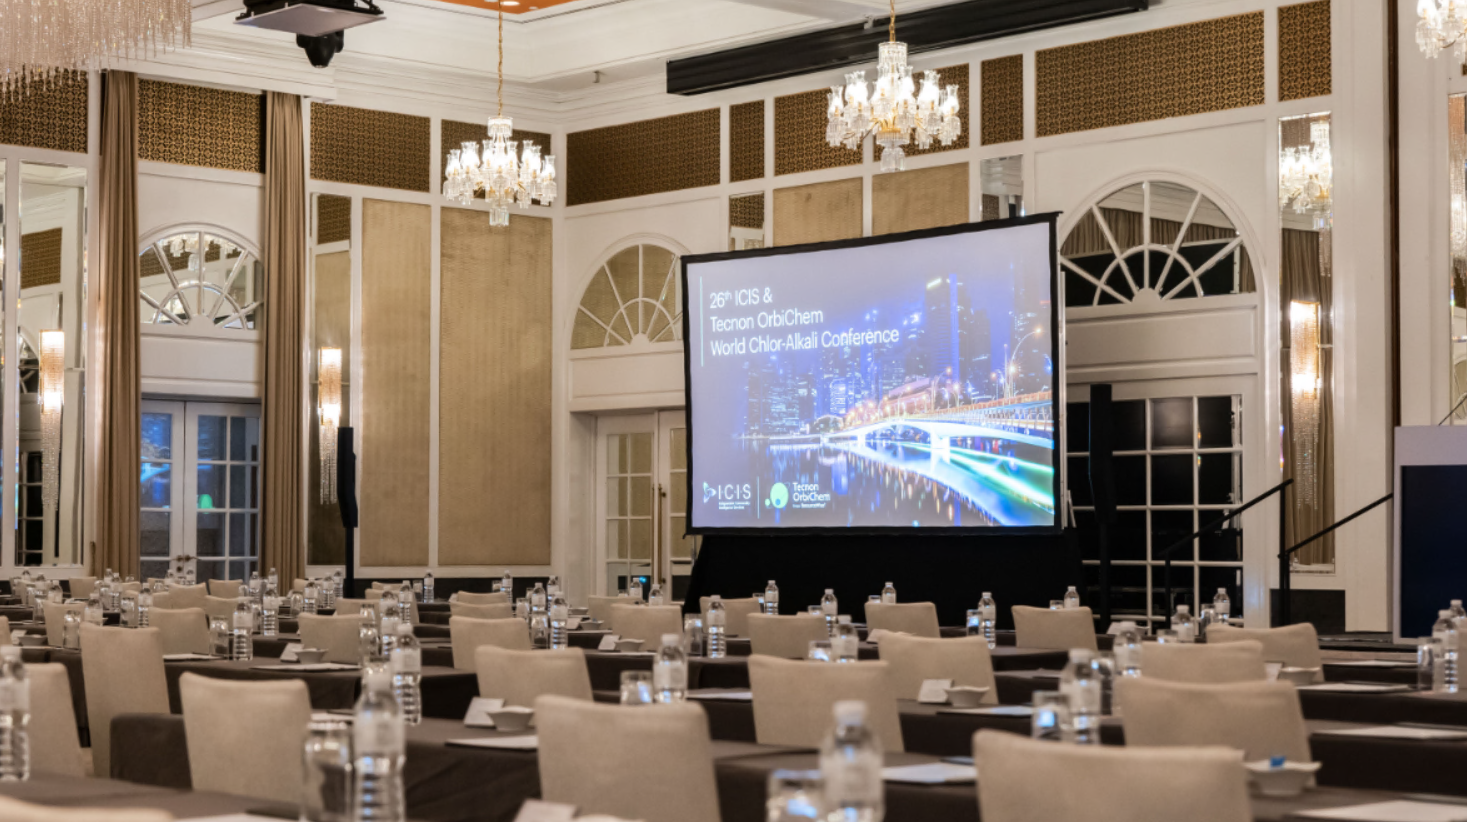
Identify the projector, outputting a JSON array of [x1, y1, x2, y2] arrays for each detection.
[[236, 0, 384, 67]]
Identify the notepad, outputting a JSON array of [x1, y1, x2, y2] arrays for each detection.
[[1297, 683, 1414, 693], [253, 663, 359, 672], [446, 735, 539, 750], [163, 653, 218, 661], [687, 690, 753, 701], [464, 697, 507, 728], [940, 705, 1034, 717], [1317, 726, 1467, 741], [1293, 800, 1467, 821], [881, 762, 977, 785], [279, 643, 303, 662], [1325, 660, 1418, 669]]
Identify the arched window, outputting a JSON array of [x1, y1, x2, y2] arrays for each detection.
[[139, 230, 261, 331], [570, 243, 682, 350]]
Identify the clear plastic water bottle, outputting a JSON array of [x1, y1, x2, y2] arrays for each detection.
[[360, 618, 383, 667], [331, 569, 344, 600], [136, 589, 153, 628], [46, 582, 61, 605], [0, 646, 29, 781], [547, 575, 561, 598], [832, 616, 859, 663], [1433, 610, 1460, 693], [83, 592, 103, 627], [978, 592, 997, 649], [1059, 649, 1102, 744], [499, 570, 512, 596], [231, 601, 254, 661], [654, 633, 688, 703], [1113, 621, 1142, 677], [1063, 586, 1080, 609], [549, 594, 569, 650], [381, 601, 405, 658], [1213, 588, 1232, 621], [422, 572, 434, 604], [1170, 604, 1197, 643], [390, 623, 421, 725], [249, 571, 262, 598], [353, 666, 406, 822], [530, 583, 547, 612], [120, 591, 138, 628], [764, 580, 780, 615], [628, 578, 643, 602], [821, 589, 839, 635], [706, 596, 727, 658], [648, 583, 665, 606], [303, 580, 319, 615], [819, 701, 884, 822], [267, 566, 278, 595]]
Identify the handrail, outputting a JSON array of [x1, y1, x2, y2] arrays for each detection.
[[1284, 492, 1393, 557], [1158, 479, 1292, 624]]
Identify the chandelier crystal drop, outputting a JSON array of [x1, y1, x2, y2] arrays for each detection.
[[0, 0, 191, 95], [39, 330, 64, 512], [1418, 0, 1467, 59], [826, 0, 961, 172], [1279, 119, 1333, 229]]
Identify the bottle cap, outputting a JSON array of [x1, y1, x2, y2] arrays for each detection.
[[1178, 605, 1190, 614], [1218, 588, 1228, 594], [1442, 610, 1455, 618], [825, 589, 834, 594], [982, 592, 991, 598], [661, 633, 682, 647], [768, 580, 776, 585], [395, 622, 413, 636], [837, 615, 852, 624], [833, 700, 867, 724], [1068, 648, 1093, 663], [710, 594, 721, 601]]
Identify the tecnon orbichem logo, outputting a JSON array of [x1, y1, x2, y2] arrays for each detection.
[[766, 482, 789, 510]]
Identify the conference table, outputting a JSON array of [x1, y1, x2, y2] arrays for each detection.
[[0, 776, 292, 819]]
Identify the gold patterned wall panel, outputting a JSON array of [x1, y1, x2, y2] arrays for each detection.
[[774, 89, 861, 176], [907, 64, 970, 157], [139, 79, 263, 173], [317, 195, 351, 245], [1036, 12, 1264, 137], [20, 229, 62, 289], [981, 56, 1024, 145], [872, 162, 969, 235], [312, 103, 431, 192], [441, 119, 553, 202], [730, 193, 765, 229], [1279, 0, 1331, 101], [439, 209, 552, 566], [773, 178, 862, 246], [0, 71, 87, 153], [730, 100, 765, 182], [308, 250, 351, 566], [981, 194, 1001, 222], [360, 200, 432, 567], [566, 109, 719, 205]]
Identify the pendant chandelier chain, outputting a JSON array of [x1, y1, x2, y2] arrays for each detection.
[[888, 0, 896, 43], [497, 3, 505, 118]]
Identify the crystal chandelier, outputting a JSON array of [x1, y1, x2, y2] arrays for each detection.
[[1289, 302, 1321, 509], [318, 347, 342, 505], [1418, 0, 1467, 59], [442, 2, 556, 225], [167, 235, 237, 273], [39, 330, 64, 511], [0, 0, 190, 95], [1279, 119, 1333, 228], [826, 0, 961, 172]]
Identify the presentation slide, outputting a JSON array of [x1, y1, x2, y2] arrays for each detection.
[[683, 218, 1058, 532]]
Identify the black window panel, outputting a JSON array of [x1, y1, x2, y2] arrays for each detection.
[[1197, 248, 1238, 296], [1150, 455, 1194, 505], [1151, 398, 1193, 449], [1197, 452, 1236, 505], [1152, 561, 1196, 614], [1113, 455, 1147, 505], [23, 523, 40, 552], [1075, 510, 1098, 561], [1109, 256, 1140, 300], [1199, 525, 1243, 562], [24, 486, 41, 517], [1200, 566, 1244, 617], [1064, 269, 1098, 308], [1098, 287, 1124, 306], [1066, 402, 1090, 453], [1198, 396, 1234, 448], [1068, 457, 1093, 506], [1152, 250, 1185, 296], [1113, 401, 1146, 451], [1150, 509, 1196, 561], [1113, 510, 1148, 561], [1083, 562, 1148, 615]]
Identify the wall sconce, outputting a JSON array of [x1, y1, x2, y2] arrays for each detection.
[[39, 329, 64, 511], [1289, 302, 1320, 508], [319, 347, 342, 504]]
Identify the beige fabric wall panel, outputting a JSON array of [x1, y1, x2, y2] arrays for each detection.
[[772, 178, 863, 247], [439, 209, 553, 566], [872, 163, 970, 235], [361, 200, 432, 567]]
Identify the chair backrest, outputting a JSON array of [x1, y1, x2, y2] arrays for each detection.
[[68, 577, 97, 600], [0, 795, 171, 822], [1012, 605, 1098, 651], [449, 616, 531, 669], [42, 603, 82, 647], [150, 591, 173, 610], [450, 601, 514, 621], [28, 663, 84, 777], [864, 602, 941, 638], [699, 597, 761, 636], [202, 595, 241, 621], [746, 614, 828, 659], [0, 616, 10, 646], [746, 656, 904, 751], [365, 589, 383, 600], [1208, 623, 1323, 681], [150, 607, 212, 655], [297, 614, 366, 664], [165, 583, 208, 610], [973, 730, 1250, 822], [878, 634, 997, 702], [457, 591, 511, 607], [1116, 677, 1311, 763], [609, 605, 683, 643], [335, 598, 373, 617], [370, 582, 386, 590], [537, 695, 722, 822], [1139, 640, 1267, 684], [475, 646, 592, 707], [179, 673, 312, 803], [587, 595, 633, 625], [207, 579, 243, 598], [79, 625, 169, 777]]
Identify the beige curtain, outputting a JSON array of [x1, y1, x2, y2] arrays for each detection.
[[260, 92, 306, 581], [1280, 228, 1335, 566], [94, 71, 140, 576]]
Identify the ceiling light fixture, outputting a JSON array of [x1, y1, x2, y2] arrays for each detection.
[[825, 0, 961, 172], [0, 0, 190, 95], [1279, 119, 1332, 227], [1417, 0, 1467, 58], [443, 1, 557, 224]]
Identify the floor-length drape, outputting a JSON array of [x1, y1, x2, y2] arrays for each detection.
[[1280, 228, 1335, 566], [94, 71, 141, 576], [260, 92, 306, 581]]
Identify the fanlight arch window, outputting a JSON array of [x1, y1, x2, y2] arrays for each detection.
[[1061, 180, 1256, 308], [571, 243, 683, 350], [138, 230, 261, 331]]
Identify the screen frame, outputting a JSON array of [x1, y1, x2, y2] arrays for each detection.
[[679, 211, 1064, 536]]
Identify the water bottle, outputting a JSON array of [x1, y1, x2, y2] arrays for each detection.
[[549, 594, 569, 650], [331, 569, 344, 599], [880, 582, 896, 604], [654, 634, 688, 703], [682, 616, 704, 657], [353, 667, 406, 822], [321, 577, 337, 611], [1451, 600, 1466, 622], [262, 588, 280, 637], [978, 592, 997, 649], [390, 624, 422, 725], [1063, 586, 1080, 610], [832, 617, 859, 663], [137, 589, 153, 628], [83, 592, 104, 627], [499, 570, 513, 597], [648, 583, 665, 606], [705, 596, 727, 658], [1113, 621, 1142, 677], [529, 583, 546, 612], [120, 591, 138, 628], [303, 580, 319, 615], [1213, 588, 1232, 621], [819, 701, 884, 822], [764, 580, 780, 615], [547, 575, 561, 598], [1059, 649, 1102, 744], [360, 618, 383, 667], [0, 646, 29, 781], [46, 582, 61, 605], [267, 567, 278, 595], [821, 589, 838, 635], [231, 601, 254, 661], [249, 571, 262, 598], [1170, 604, 1197, 643], [422, 572, 434, 604], [1433, 610, 1460, 693], [628, 578, 643, 602]]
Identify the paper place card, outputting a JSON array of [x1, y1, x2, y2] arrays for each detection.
[[1266, 662, 1284, 681], [464, 697, 507, 728], [566, 616, 582, 630], [8, 630, 24, 643], [880, 762, 977, 785], [513, 800, 578, 822], [310, 711, 352, 724], [941, 705, 1034, 717], [917, 678, 955, 705], [1297, 683, 1414, 694], [279, 642, 303, 662], [597, 634, 621, 651], [162, 653, 218, 662], [1293, 800, 1467, 821], [1324, 660, 1418, 669], [446, 735, 539, 750], [253, 663, 360, 672], [1318, 725, 1467, 741], [687, 690, 753, 701]]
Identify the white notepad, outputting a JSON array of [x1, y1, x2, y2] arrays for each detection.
[[446, 735, 540, 750], [687, 690, 754, 701], [881, 763, 977, 785], [1325, 660, 1418, 669], [253, 662, 359, 672], [1296, 683, 1413, 693], [1317, 725, 1467, 741], [163, 653, 218, 662], [1293, 800, 1467, 821], [940, 705, 1034, 717]]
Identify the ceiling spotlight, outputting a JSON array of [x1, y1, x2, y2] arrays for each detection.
[[501, 1, 520, 5]]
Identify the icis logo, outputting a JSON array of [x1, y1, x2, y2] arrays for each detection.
[[703, 482, 752, 504], [766, 482, 789, 510]]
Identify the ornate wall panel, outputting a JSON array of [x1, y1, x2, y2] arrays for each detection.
[[981, 194, 1001, 222], [308, 250, 351, 565], [566, 109, 720, 205], [872, 162, 968, 235], [0, 71, 87, 153], [139, 79, 264, 173], [907, 64, 970, 156], [1279, 0, 1332, 101], [441, 118, 553, 201], [1036, 12, 1264, 137], [773, 178, 862, 246], [311, 103, 431, 192], [981, 56, 1024, 145], [774, 89, 862, 176], [439, 209, 553, 565], [730, 193, 765, 229], [20, 229, 62, 289], [360, 200, 432, 566], [730, 100, 765, 182], [317, 195, 351, 245]]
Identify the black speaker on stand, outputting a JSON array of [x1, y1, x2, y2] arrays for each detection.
[[337, 427, 359, 598], [1088, 385, 1117, 626]]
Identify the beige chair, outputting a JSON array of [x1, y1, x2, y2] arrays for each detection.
[[878, 634, 997, 703], [0, 616, 10, 645], [609, 605, 683, 643], [450, 601, 513, 620], [1209, 623, 1324, 682], [1139, 640, 1267, 684], [68, 577, 97, 600], [364, 588, 419, 623], [1012, 605, 1098, 651], [150, 607, 212, 655], [449, 616, 531, 669], [291, 578, 310, 593], [864, 602, 941, 638], [202, 595, 242, 621], [974, 730, 1250, 822], [747, 656, 904, 751], [699, 597, 761, 636], [165, 583, 208, 610], [207, 579, 243, 598], [1117, 678, 1311, 764], [0, 795, 170, 822], [297, 614, 366, 664], [587, 595, 633, 625], [28, 663, 85, 777], [746, 614, 829, 658], [79, 625, 169, 777], [457, 591, 511, 607], [149, 591, 173, 610], [475, 646, 592, 707], [42, 603, 82, 647], [537, 695, 721, 822], [336, 597, 374, 617], [179, 673, 312, 803]]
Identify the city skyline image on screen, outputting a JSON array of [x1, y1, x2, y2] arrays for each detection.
[[683, 217, 1059, 532]]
